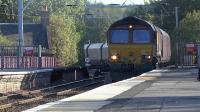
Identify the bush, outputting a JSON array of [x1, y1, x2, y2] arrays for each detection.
[[0, 34, 13, 46], [49, 15, 80, 66]]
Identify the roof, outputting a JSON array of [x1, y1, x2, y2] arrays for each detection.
[[109, 16, 156, 31], [0, 23, 49, 48]]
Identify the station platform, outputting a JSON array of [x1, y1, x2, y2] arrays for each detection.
[[0, 68, 84, 93], [24, 68, 200, 112], [0, 69, 53, 75]]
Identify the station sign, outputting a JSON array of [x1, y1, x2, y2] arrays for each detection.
[[24, 47, 34, 56], [186, 43, 196, 55]]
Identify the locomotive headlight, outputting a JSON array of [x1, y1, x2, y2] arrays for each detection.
[[111, 55, 118, 60], [145, 55, 151, 59], [129, 25, 133, 28]]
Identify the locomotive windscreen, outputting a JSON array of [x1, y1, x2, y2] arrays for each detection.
[[110, 29, 129, 44], [133, 29, 150, 43]]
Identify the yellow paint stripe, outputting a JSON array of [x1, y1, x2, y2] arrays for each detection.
[[135, 76, 156, 80]]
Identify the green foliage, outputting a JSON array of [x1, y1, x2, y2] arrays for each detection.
[[0, 34, 13, 46], [0, 0, 87, 22], [83, 5, 114, 43], [149, 0, 200, 31], [144, 0, 150, 4], [125, 6, 156, 23], [27, 0, 85, 15], [76, 3, 118, 65], [31, 0, 86, 66], [49, 15, 80, 66], [178, 10, 200, 42], [0, 0, 17, 22]]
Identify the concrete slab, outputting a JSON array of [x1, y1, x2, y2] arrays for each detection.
[[96, 68, 199, 111], [24, 68, 200, 112]]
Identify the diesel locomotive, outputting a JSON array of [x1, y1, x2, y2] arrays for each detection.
[[84, 16, 171, 79], [108, 16, 171, 71]]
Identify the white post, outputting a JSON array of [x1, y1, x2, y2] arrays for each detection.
[[75, 69, 77, 80], [161, 9, 163, 26], [175, 7, 179, 28]]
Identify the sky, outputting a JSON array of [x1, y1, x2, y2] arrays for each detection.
[[89, 0, 144, 5]]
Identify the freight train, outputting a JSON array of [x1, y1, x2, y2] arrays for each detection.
[[84, 16, 171, 80]]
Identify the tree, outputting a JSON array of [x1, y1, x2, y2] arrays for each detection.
[[0, 0, 17, 22], [37, 0, 87, 66], [0, 0, 89, 66], [83, 3, 115, 43], [76, 3, 118, 64], [149, 0, 200, 31], [0, 0, 87, 22], [178, 10, 200, 42], [49, 15, 80, 66], [125, 5, 156, 23]]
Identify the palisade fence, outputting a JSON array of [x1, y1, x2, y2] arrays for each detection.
[[0, 45, 58, 69], [176, 42, 197, 67]]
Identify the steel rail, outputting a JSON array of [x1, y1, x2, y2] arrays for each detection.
[[0, 76, 104, 110]]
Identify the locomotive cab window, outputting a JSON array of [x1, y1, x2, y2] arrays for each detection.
[[110, 29, 129, 44], [132, 29, 151, 43]]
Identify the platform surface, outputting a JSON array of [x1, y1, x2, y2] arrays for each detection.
[[24, 68, 200, 112], [0, 68, 53, 75]]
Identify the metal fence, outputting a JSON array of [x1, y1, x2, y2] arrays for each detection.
[[176, 43, 197, 67], [0, 45, 57, 69]]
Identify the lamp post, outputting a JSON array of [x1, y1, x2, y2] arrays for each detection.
[[17, 0, 33, 68], [18, 0, 23, 57]]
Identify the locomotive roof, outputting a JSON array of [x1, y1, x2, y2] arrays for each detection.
[[110, 16, 157, 31]]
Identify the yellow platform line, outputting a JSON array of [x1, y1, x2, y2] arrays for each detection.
[[135, 76, 156, 80]]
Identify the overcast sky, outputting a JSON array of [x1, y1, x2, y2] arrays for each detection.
[[89, 0, 144, 5]]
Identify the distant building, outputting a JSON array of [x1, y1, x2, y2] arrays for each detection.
[[0, 8, 50, 49]]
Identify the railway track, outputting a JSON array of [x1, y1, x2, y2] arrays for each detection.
[[0, 76, 105, 112]]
